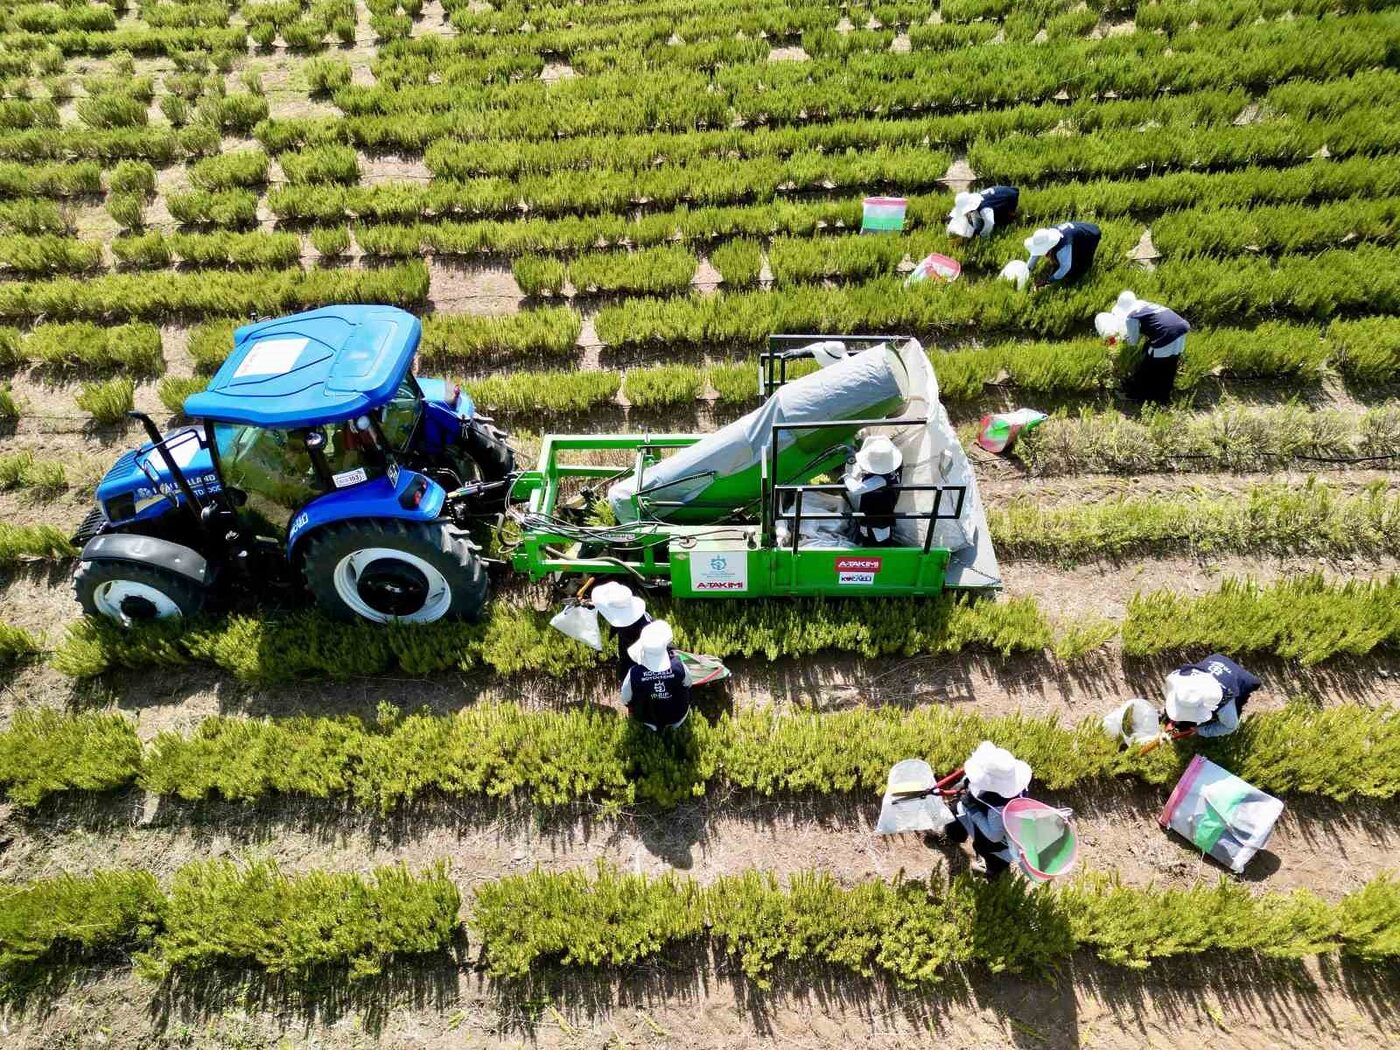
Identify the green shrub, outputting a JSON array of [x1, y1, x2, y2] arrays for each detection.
[[138, 861, 459, 981], [0, 234, 102, 275], [465, 369, 619, 416], [112, 231, 172, 269], [107, 159, 156, 198], [280, 143, 360, 185], [0, 870, 163, 975], [0, 385, 18, 421], [188, 318, 239, 373], [158, 375, 205, 415], [310, 226, 350, 259], [77, 93, 148, 129], [106, 192, 144, 230], [569, 246, 697, 296], [511, 255, 566, 297], [305, 56, 352, 95], [1330, 317, 1400, 385], [198, 91, 269, 133], [159, 94, 189, 126], [623, 364, 704, 409], [0, 709, 141, 807], [188, 149, 270, 190], [75, 376, 136, 424], [0, 523, 77, 565], [25, 322, 162, 374], [709, 239, 763, 288], [1123, 574, 1400, 666], [166, 188, 259, 228], [0, 621, 40, 668], [419, 308, 582, 366], [707, 360, 763, 404]]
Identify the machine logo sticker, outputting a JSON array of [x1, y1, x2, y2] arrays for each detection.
[[836, 556, 882, 585], [692, 548, 749, 592]]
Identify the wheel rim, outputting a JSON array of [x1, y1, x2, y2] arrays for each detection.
[[332, 547, 453, 623], [93, 580, 182, 626]]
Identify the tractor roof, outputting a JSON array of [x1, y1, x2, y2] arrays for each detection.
[[182, 305, 421, 428]]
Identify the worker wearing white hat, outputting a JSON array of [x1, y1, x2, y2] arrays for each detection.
[[1024, 221, 1102, 288], [619, 620, 695, 731], [946, 185, 1020, 239], [844, 435, 904, 545], [1162, 654, 1262, 738], [590, 581, 653, 674], [940, 741, 1032, 877], [1097, 290, 1192, 406]]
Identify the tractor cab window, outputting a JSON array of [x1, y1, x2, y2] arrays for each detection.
[[214, 423, 324, 513], [379, 373, 422, 451], [214, 420, 387, 523]]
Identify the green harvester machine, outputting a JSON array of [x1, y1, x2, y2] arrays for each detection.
[[504, 334, 1000, 599]]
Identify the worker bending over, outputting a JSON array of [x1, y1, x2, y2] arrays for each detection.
[[844, 435, 903, 545], [1105, 291, 1192, 406], [1163, 654, 1262, 739], [946, 186, 1020, 239], [591, 580, 652, 674], [620, 620, 694, 732], [942, 742, 1032, 878], [1025, 222, 1101, 288]]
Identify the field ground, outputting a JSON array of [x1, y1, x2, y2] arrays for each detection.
[[1, 0, 1399, 1045]]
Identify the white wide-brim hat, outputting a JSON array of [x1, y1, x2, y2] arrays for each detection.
[[627, 619, 674, 672], [810, 339, 849, 368], [952, 190, 982, 214], [965, 741, 1032, 800], [1165, 669, 1225, 723], [855, 435, 903, 475], [592, 581, 647, 627], [1024, 227, 1063, 256], [1114, 289, 1141, 315]]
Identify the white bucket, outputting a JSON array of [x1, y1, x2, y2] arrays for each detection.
[[1103, 697, 1160, 746]]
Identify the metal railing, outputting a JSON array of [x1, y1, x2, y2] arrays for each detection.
[[759, 333, 911, 397]]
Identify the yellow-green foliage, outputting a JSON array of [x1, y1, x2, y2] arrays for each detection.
[[24, 321, 162, 374], [474, 866, 1400, 983], [75, 376, 135, 423], [16, 700, 1398, 811], [0, 523, 76, 565], [623, 363, 704, 408], [187, 317, 239, 373], [0, 870, 163, 975], [0, 621, 39, 667], [990, 480, 1400, 561], [420, 308, 582, 365], [157, 375, 205, 415], [466, 368, 619, 416], [138, 860, 459, 981], [1123, 574, 1400, 666], [0, 709, 142, 807]]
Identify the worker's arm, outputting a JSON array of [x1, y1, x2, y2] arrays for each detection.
[[1123, 313, 1141, 346], [1195, 699, 1239, 738], [620, 674, 633, 705], [978, 206, 996, 236], [1049, 244, 1072, 282]]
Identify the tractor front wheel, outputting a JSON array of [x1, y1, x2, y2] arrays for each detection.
[[301, 520, 487, 624], [75, 559, 207, 627]]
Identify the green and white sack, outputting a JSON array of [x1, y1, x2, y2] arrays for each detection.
[[1160, 756, 1284, 873]]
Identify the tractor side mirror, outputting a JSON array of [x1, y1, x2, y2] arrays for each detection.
[[304, 429, 326, 451]]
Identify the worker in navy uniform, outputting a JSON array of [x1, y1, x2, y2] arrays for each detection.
[[937, 741, 1032, 878], [1026, 222, 1102, 288], [946, 186, 1020, 239], [590, 580, 652, 675], [844, 435, 903, 545], [1114, 292, 1192, 406], [619, 620, 695, 732], [1162, 654, 1262, 739]]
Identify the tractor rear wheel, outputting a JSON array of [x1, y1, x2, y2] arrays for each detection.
[[301, 520, 487, 624], [74, 558, 207, 627]]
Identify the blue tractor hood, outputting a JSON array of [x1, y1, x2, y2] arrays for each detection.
[[183, 305, 422, 428]]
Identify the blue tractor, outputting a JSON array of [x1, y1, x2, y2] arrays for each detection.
[[73, 305, 516, 626]]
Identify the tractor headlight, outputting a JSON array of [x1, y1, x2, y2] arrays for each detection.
[[103, 492, 135, 523]]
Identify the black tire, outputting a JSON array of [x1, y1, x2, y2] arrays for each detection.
[[74, 558, 207, 627], [300, 519, 487, 624]]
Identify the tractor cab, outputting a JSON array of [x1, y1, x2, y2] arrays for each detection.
[[75, 306, 511, 627]]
